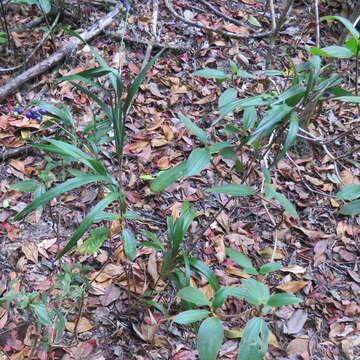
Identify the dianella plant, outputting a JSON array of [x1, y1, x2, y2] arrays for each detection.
[[12, 30, 165, 259]]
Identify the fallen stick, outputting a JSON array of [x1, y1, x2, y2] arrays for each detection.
[[0, 6, 121, 103]]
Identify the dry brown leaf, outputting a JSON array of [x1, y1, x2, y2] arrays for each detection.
[[286, 338, 310, 360], [163, 124, 174, 141], [225, 266, 251, 279], [340, 169, 355, 185], [157, 156, 170, 170], [65, 317, 94, 333], [129, 141, 149, 153], [342, 335, 360, 360], [194, 93, 217, 105], [21, 242, 38, 263], [151, 137, 168, 147], [304, 174, 323, 186], [277, 280, 307, 293], [9, 159, 26, 174]]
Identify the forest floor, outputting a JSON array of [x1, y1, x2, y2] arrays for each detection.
[[0, 0, 359, 359]]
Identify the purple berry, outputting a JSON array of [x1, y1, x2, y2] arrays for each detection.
[[25, 111, 32, 118], [15, 108, 23, 114], [35, 115, 42, 121], [324, 91, 331, 97], [39, 108, 47, 115]]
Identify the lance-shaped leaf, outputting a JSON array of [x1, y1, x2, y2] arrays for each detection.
[[197, 317, 224, 360]]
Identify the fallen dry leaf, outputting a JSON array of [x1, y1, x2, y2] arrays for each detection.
[[21, 242, 38, 263], [277, 280, 307, 293], [65, 317, 94, 333], [286, 338, 310, 360]]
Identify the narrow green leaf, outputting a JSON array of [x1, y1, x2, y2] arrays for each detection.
[[177, 287, 209, 306], [122, 228, 137, 261], [225, 248, 254, 271], [267, 293, 302, 307], [47, 139, 108, 175], [124, 48, 165, 115], [178, 113, 208, 144], [140, 300, 169, 318], [339, 199, 360, 216], [259, 262, 282, 274], [310, 46, 353, 58], [322, 15, 359, 40], [237, 318, 268, 360], [209, 142, 233, 152], [13, 175, 115, 222], [197, 317, 224, 360], [236, 70, 256, 79], [344, 37, 359, 55], [272, 111, 299, 167], [243, 106, 257, 131], [77, 227, 109, 255], [184, 148, 211, 177], [271, 84, 305, 105], [264, 184, 299, 219], [33, 101, 73, 128], [247, 15, 261, 27], [173, 309, 210, 324], [207, 184, 256, 196], [189, 257, 220, 291], [56, 192, 121, 258], [245, 104, 292, 145], [336, 184, 360, 200], [192, 69, 231, 80], [219, 88, 237, 108], [333, 96, 360, 103], [151, 162, 187, 192]]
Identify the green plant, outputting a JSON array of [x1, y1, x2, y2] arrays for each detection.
[[0, 31, 7, 44], [172, 248, 302, 360], [0, 263, 90, 352], [11, 35, 165, 260], [336, 184, 360, 215], [150, 17, 360, 221]]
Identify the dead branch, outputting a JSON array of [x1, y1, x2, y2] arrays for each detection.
[[0, 6, 121, 103], [164, 0, 272, 39]]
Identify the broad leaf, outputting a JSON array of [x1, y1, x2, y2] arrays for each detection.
[[183, 148, 211, 177], [339, 199, 360, 216], [177, 287, 209, 306], [212, 286, 246, 310], [122, 228, 137, 261], [336, 184, 360, 200], [241, 279, 269, 305], [207, 184, 256, 197], [267, 293, 302, 307], [173, 309, 210, 324], [12, 180, 40, 192], [237, 318, 268, 360], [197, 317, 224, 360], [259, 262, 282, 274]]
